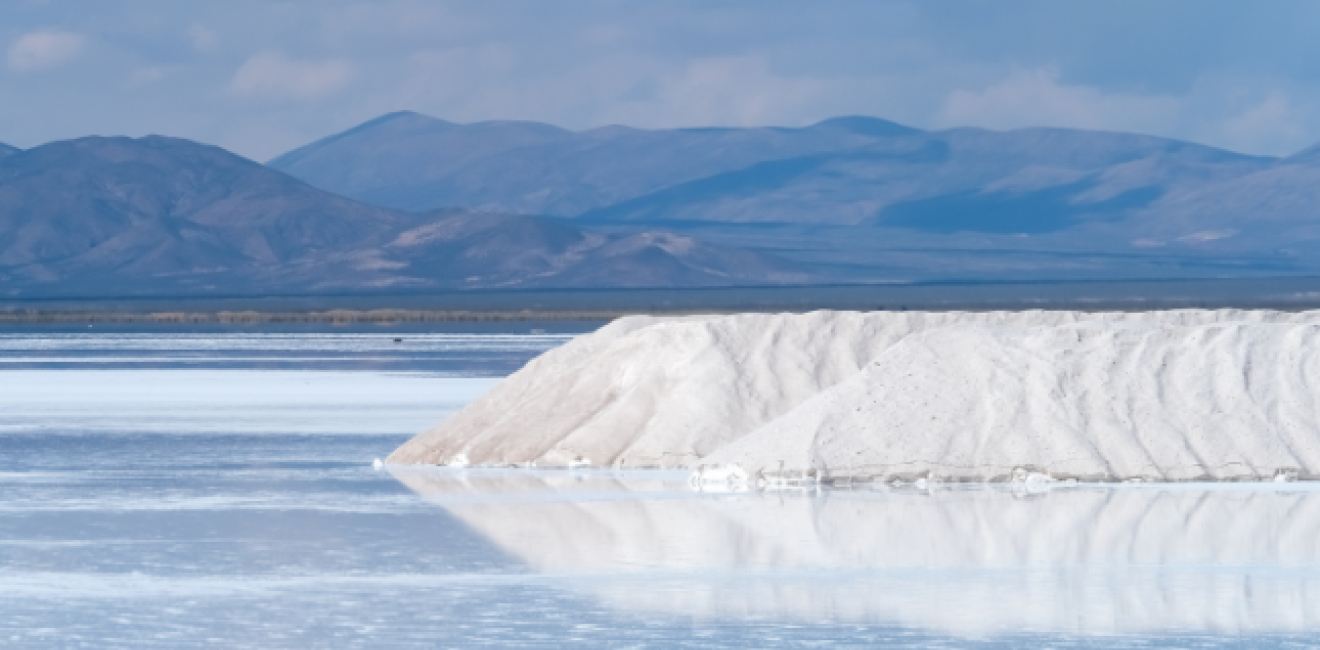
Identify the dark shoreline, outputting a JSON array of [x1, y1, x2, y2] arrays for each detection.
[[0, 308, 627, 325], [7, 276, 1320, 324]]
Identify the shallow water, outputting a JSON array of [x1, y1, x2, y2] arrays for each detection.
[[4, 330, 1320, 648]]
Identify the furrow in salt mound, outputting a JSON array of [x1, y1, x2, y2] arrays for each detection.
[[700, 322, 1320, 482], [389, 309, 1320, 470]]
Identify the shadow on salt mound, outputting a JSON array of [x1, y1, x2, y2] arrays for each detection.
[[701, 322, 1320, 483]]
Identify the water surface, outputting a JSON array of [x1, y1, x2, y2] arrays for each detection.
[[4, 329, 1320, 648]]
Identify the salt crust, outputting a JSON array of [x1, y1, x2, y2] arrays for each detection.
[[388, 310, 1320, 482]]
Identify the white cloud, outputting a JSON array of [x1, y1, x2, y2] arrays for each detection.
[[187, 25, 219, 53], [936, 68, 1181, 134], [636, 56, 829, 127], [228, 52, 354, 102], [129, 66, 176, 86], [7, 30, 83, 72], [394, 49, 827, 130], [1211, 92, 1306, 156]]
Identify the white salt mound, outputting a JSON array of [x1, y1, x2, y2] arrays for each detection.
[[388, 310, 1320, 482]]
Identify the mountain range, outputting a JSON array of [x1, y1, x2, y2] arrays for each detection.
[[0, 136, 804, 298], [271, 112, 1320, 282], [5, 110, 1320, 300]]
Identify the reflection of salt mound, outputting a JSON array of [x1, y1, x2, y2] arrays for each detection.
[[389, 310, 1320, 482], [392, 469, 1320, 635]]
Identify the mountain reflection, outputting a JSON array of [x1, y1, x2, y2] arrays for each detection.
[[390, 468, 1320, 636]]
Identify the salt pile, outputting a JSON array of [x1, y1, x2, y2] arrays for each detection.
[[388, 309, 1320, 482]]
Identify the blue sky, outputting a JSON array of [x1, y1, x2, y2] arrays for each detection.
[[3, 0, 1320, 160]]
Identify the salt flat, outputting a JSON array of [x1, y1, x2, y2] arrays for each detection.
[[0, 369, 496, 434], [7, 328, 1320, 647]]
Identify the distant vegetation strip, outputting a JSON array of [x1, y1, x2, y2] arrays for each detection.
[[0, 309, 630, 324]]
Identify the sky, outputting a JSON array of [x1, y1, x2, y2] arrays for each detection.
[[3, 0, 1320, 161]]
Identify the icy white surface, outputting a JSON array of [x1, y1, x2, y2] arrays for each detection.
[[0, 332, 570, 353], [391, 309, 1320, 481], [0, 331, 558, 435], [0, 370, 496, 434]]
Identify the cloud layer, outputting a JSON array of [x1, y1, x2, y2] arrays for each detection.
[[1, 1, 1319, 160], [229, 53, 354, 101], [7, 30, 82, 72]]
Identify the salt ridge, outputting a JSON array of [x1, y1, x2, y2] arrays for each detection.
[[389, 310, 1320, 482]]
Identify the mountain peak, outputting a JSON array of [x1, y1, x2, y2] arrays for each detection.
[[266, 112, 576, 208], [0, 134, 266, 178], [267, 112, 457, 168], [356, 110, 455, 132], [809, 116, 923, 137]]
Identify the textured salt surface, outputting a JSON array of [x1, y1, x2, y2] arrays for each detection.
[[391, 310, 1320, 482], [706, 322, 1320, 482]]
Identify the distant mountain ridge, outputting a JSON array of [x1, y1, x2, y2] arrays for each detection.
[[268, 111, 921, 215], [268, 111, 1274, 226], [0, 136, 808, 298], [7, 112, 1320, 298], [269, 112, 1320, 281]]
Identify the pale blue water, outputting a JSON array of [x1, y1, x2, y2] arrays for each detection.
[[4, 329, 1320, 648]]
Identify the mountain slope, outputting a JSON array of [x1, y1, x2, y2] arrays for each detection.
[[269, 113, 920, 214], [583, 127, 1273, 228], [268, 112, 575, 211], [1121, 155, 1320, 253], [280, 210, 809, 292], [0, 136, 410, 286], [0, 136, 809, 297], [0, 142, 16, 158], [270, 113, 1320, 281], [270, 113, 1272, 229]]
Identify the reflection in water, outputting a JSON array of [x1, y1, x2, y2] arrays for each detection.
[[392, 468, 1320, 637]]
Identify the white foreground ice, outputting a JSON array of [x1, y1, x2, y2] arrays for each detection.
[[389, 310, 1320, 482], [0, 369, 497, 434]]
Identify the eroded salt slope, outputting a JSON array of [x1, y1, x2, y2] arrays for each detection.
[[390, 309, 1320, 471], [702, 322, 1320, 482]]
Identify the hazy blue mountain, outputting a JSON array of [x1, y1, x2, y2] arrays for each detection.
[[269, 112, 575, 212], [581, 127, 1275, 228], [0, 142, 17, 159], [0, 136, 808, 298], [1119, 153, 1320, 254], [0, 136, 408, 273], [269, 111, 919, 215], [269, 112, 1271, 230], [1281, 144, 1320, 167], [270, 112, 1320, 281]]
